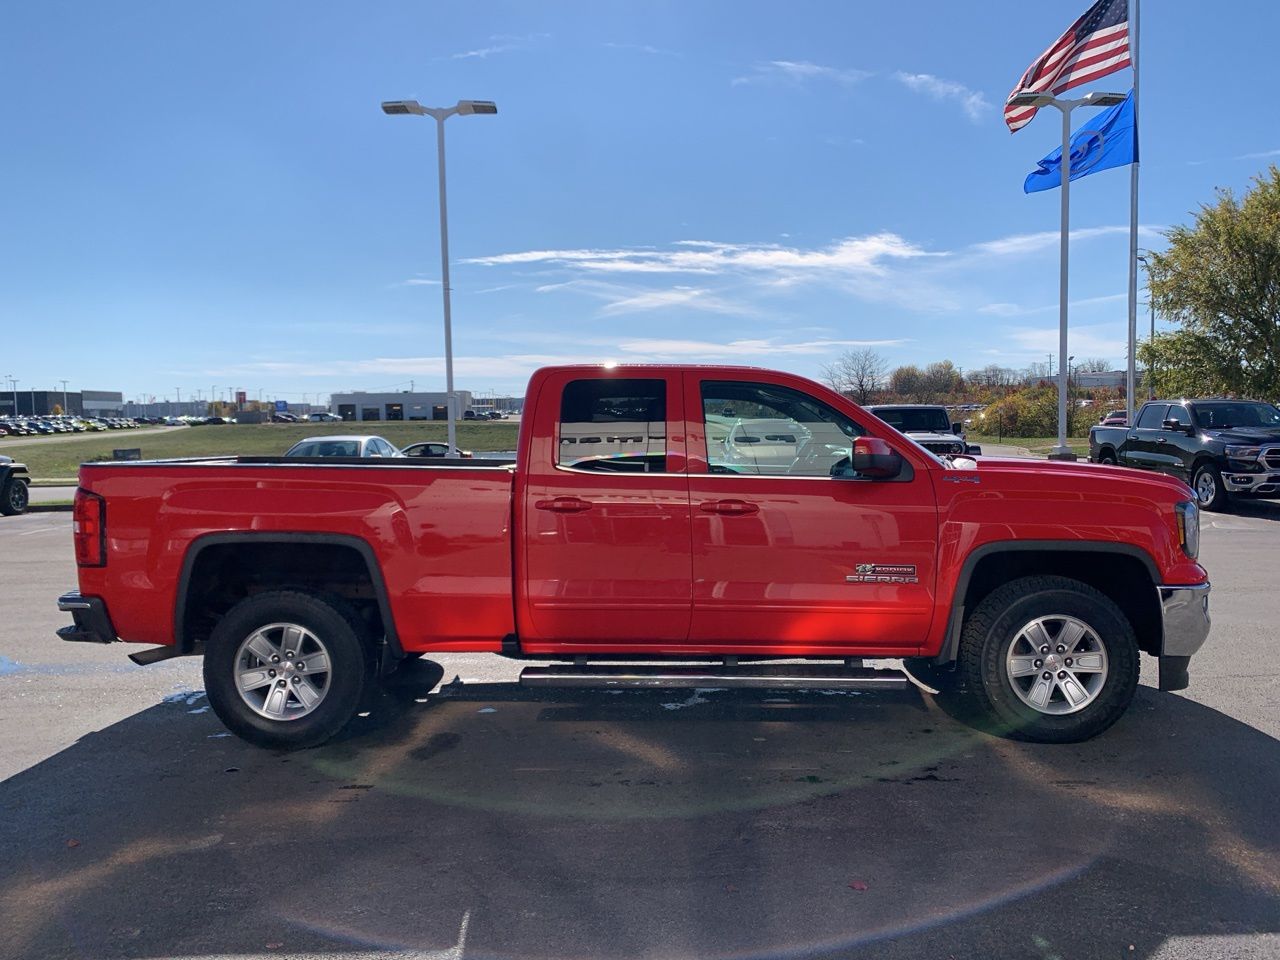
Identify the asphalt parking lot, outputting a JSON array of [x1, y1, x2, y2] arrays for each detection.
[[1, 509, 1277, 960]]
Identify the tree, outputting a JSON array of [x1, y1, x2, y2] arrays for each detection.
[[1141, 165, 1280, 399], [820, 348, 888, 405], [889, 364, 924, 400], [1074, 357, 1111, 374]]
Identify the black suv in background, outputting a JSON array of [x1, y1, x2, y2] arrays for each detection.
[[1089, 398, 1280, 510]]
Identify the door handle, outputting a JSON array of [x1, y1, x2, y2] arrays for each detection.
[[1156, 437, 1167, 444], [699, 499, 760, 516], [1127, 434, 1139, 440], [535, 496, 592, 513]]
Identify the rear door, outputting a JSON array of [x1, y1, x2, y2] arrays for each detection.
[[518, 371, 692, 647], [685, 373, 939, 653]]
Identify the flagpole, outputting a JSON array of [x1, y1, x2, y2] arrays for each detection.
[[1054, 102, 1073, 460], [1126, 0, 1141, 422]]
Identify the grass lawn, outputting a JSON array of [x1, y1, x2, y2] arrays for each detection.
[[969, 434, 1091, 458], [3, 421, 520, 481]]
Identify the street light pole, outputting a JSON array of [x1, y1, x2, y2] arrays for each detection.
[[382, 98, 498, 458], [60, 379, 69, 415], [1008, 89, 1128, 460]]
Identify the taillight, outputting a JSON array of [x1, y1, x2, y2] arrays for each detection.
[[73, 489, 106, 566]]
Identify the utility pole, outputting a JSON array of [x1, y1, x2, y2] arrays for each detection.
[[60, 379, 69, 415], [1047, 354, 1054, 380]]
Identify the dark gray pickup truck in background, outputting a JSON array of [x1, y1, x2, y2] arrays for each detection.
[[1089, 398, 1280, 511], [0, 456, 30, 516]]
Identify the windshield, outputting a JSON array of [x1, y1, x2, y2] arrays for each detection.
[[871, 407, 952, 433], [286, 440, 361, 457], [1192, 402, 1280, 430]]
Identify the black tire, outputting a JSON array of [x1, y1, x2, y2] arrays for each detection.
[[1097, 449, 1117, 465], [0, 477, 29, 516], [948, 575, 1139, 743], [1192, 462, 1229, 512], [203, 590, 370, 749]]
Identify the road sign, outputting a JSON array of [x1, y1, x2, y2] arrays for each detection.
[[274, 400, 288, 412]]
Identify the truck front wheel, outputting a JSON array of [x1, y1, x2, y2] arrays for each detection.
[[1192, 463, 1229, 512], [0, 477, 28, 516], [951, 576, 1139, 743], [203, 591, 370, 749]]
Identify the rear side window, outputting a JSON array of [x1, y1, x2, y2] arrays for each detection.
[[558, 378, 666, 472], [1136, 404, 1169, 429]]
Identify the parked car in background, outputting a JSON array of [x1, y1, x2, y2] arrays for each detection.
[[864, 404, 981, 457], [400, 441, 473, 459], [1099, 409, 1127, 426], [1089, 398, 1280, 510], [306, 412, 342, 422], [283, 436, 405, 458]]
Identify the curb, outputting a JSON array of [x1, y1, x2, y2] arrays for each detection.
[[27, 503, 73, 513]]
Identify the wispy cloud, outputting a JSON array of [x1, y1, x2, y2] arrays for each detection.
[[450, 32, 548, 60], [732, 60, 871, 87], [603, 41, 678, 57], [894, 72, 991, 122], [1187, 147, 1280, 167], [969, 225, 1160, 258], [465, 234, 936, 278], [978, 293, 1126, 317]]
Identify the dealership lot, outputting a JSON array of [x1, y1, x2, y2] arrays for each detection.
[[0, 511, 1277, 960]]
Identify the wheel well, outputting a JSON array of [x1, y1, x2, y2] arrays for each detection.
[[1097, 445, 1117, 459], [178, 541, 391, 653], [957, 549, 1162, 657]]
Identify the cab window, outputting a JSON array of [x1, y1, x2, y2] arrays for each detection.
[[558, 378, 667, 472], [1136, 404, 1169, 429], [702, 381, 863, 477], [1166, 405, 1192, 428]]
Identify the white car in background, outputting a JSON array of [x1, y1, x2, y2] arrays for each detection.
[[283, 436, 405, 458]]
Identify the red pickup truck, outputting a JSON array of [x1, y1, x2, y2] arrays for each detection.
[[57, 364, 1211, 748]]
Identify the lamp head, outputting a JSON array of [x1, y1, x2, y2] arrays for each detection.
[[1008, 91, 1057, 109], [381, 100, 427, 116], [1083, 91, 1128, 107], [457, 100, 498, 116]]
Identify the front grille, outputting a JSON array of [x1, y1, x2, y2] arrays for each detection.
[[923, 441, 964, 456], [1263, 446, 1280, 470]]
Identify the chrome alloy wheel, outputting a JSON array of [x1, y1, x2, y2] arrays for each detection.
[[1195, 470, 1218, 506], [1005, 615, 1109, 715], [234, 623, 331, 721]]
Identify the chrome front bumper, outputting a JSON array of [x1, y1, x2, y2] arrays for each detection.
[[1159, 582, 1211, 657]]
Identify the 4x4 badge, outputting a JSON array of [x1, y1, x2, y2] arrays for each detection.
[[847, 563, 919, 584]]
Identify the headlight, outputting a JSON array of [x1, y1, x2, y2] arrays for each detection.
[[1225, 445, 1261, 460], [1175, 501, 1200, 559]]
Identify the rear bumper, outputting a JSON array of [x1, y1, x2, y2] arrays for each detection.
[[56, 592, 119, 645]]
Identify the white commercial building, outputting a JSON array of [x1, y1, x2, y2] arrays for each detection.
[[330, 390, 476, 423]]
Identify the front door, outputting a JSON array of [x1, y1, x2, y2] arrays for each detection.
[[685, 374, 938, 654], [519, 372, 692, 648]]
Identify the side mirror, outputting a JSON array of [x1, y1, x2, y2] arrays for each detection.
[[850, 437, 904, 479], [1162, 418, 1191, 434], [951, 423, 963, 435]]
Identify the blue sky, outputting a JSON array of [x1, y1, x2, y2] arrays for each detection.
[[3, 0, 1278, 404]]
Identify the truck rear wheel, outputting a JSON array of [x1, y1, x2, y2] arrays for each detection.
[[203, 591, 369, 749], [951, 576, 1139, 743]]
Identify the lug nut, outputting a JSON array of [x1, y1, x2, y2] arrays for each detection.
[[1042, 671, 1052, 680], [1040, 645, 1050, 654], [268, 669, 276, 678], [292, 676, 301, 684], [296, 662, 305, 671], [1056, 644, 1066, 654], [1065, 657, 1073, 667], [1057, 670, 1067, 679], [1033, 659, 1043, 669], [277, 679, 286, 687], [271, 655, 280, 663], [285, 650, 294, 658]]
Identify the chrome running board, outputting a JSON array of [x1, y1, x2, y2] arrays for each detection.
[[519, 663, 908, 691]]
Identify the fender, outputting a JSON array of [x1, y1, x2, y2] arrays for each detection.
[[935, 540, 1161, 665], [173, 531, 403, 657]]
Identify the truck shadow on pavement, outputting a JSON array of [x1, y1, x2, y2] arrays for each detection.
[[1, 666, 1277, 960]]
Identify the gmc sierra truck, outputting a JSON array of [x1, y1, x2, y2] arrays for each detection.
[[1089, 398, 1280, 511], [57, 364, 1210, 749]]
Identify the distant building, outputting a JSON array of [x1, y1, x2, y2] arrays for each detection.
[[122, 400, 209, 419], [1074, 370, 1150, 391], [1, 389, 122, 417], [329, 390, 476, 423]]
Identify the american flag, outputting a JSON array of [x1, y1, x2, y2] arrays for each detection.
[[1004, 0, 1130, 133]]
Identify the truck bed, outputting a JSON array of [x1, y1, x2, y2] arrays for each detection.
[[75, 458, 517, 652]]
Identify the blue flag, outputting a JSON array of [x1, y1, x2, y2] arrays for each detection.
[[1024, 90, 1136, 194]]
